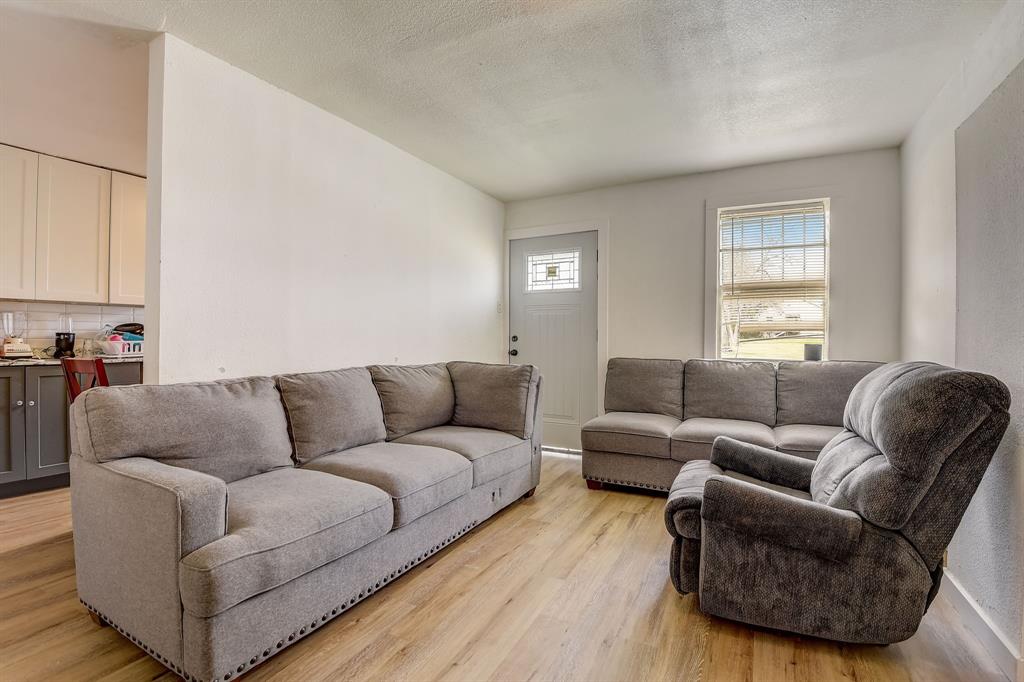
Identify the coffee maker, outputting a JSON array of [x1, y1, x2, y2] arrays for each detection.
[[1, 312, 33, 359], [54, 313, 75, 359]]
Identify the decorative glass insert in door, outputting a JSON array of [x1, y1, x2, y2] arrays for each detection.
[[525, 248, 581, 292]]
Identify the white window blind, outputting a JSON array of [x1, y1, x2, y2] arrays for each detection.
[[717, 201, 829, 360]]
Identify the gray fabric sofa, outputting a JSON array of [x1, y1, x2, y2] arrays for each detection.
[[582, 358, 882, 491], [664, 361, 1011, 644], [69, 361, 542, 682]]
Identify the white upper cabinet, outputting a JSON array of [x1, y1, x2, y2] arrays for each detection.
[[109, 172, 146, 305], [0, 144, 39, 299], [35, 155, 111, 303]]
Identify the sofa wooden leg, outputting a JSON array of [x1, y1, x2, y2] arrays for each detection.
[[522, 487, 536, 499], [586, 479, 603, 490], [88, 612, 108, 628]]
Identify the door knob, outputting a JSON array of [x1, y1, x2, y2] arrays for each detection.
[[16, 400, 23, 406], [509, 349, 518, 357], [28, 400, 35, 407], [511, 335, 518, 342]]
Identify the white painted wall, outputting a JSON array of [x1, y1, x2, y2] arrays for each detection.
[[146, 35, 505, 383], [506, 148, 902, 363], [953, 59, 1023, 679], [898, 2, 1024, 675], [899, 0, 1024, 366], [0, 8, 148, 175]]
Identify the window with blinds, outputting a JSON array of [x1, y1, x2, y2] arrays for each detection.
[[717, 200, 829, 360]]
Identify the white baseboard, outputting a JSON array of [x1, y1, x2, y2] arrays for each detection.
[[940, 569, 1023, 682]]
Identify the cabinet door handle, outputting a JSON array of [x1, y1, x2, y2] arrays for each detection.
[[27, 400, 35, 407], [16, 400, 24, 406]]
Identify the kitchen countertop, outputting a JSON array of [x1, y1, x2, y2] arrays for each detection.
[[0, 356, 143, 367]]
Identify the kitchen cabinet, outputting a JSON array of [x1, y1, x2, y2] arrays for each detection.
[[0, 146, 147, 306], [24, 366, 70, 478], [35, 154, 111, 303], [0, 368, 27, 484], [0, 361, 142, 495], [0, 144, 38, 299], [109, 172, 146, 305]]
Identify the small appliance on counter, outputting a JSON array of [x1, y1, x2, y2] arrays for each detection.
[[1, 311, 33, 359], [53, 313, 75, 359]]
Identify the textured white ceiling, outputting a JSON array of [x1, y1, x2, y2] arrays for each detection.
[[12, 0, 1005, 200]]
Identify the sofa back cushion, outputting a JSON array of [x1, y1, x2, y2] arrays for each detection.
[[369, 363, 455, 440], [684, 360, 776, 425], [604, 358, 684, 419], [447, 361, 540, 439], [776, 360, 883, 426], [70, 376, 293, 483], [276, 367, 386, 464], [810, 362, 1010, 563]]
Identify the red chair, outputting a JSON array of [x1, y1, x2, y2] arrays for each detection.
[[61, 357, 110, 403]]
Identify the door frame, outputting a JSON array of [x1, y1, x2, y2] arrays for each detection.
[[504, 219, 610, 431]]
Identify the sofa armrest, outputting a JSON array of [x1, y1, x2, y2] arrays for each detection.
[[701, 475, 861, 562], [70, 455, 227, 669], [529, 375, 544, 488], [710, 436, 815, 491], [97, 456, 228, 554]]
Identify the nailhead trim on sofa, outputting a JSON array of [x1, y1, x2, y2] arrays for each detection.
[[82, 520, 479, 682], [584, 475, 670, 492]]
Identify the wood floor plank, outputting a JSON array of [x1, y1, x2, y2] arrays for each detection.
[[0, 452, 1008, 682]]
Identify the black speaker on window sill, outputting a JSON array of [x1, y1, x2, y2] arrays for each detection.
[[803, 343, 823, 361]]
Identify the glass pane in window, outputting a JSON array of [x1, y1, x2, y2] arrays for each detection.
[[526, 249, 581, 292], [718, 201, 828, 361]]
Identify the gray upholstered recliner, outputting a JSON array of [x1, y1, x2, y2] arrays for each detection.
[[665, 362, 1011, 644]]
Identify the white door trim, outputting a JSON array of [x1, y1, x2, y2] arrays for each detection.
[[504, 219, 610, 427]]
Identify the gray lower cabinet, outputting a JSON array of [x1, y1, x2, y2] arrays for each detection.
[[0, 368, 27, 485], [25, 366, 72, 478], [0, 362, 142, 494]]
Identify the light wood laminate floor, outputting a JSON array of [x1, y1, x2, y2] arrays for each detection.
[[0, 453, 1007, 681]]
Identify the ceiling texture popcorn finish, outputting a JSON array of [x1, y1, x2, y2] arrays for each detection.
[[12, 0, 1005, 200]]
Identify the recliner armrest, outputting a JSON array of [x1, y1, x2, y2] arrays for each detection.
[[664, 460, 722, 538], [701, 475, 861, 562], [710, 436, 815, 491]]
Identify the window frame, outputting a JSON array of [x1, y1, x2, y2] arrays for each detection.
[[704, 196, 831, 362]]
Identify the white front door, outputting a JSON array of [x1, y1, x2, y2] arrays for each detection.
[[509, 231, 598, 449]]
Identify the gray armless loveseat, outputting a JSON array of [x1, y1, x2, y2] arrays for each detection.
[[581, 358, 882, 491], [69, 361, 542, 682], [664, 362, 1011, 644]]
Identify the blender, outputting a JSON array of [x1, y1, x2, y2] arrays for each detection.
[[1, 312, 33, 358]]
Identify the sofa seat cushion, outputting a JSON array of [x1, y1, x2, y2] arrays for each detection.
[[581, 412, 680, 459], [666, 459, 810, 539], [774, 424, 844, 457], [302, 442, 472, 528], [179, 468, 392, 618], [395, 425, 531, 487], [670, 417, 776, 462]]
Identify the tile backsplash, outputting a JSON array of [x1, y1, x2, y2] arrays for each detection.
[[0, 299, 145, 350]]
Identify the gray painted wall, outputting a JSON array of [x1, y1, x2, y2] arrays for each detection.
[[953, 59, 1024, 652]]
